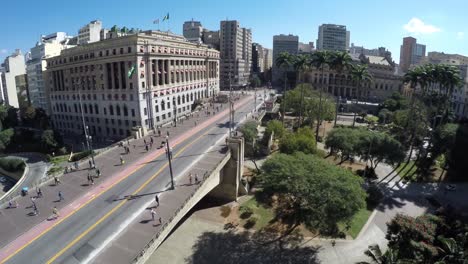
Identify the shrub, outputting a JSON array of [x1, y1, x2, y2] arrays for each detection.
[[70, 150, 93, 162], [244, 216, 258, 229], [239, 205, 253, 219], [220, 205, 231, 218], [47, 166, 64, 176], [0, 158, 25, 173]]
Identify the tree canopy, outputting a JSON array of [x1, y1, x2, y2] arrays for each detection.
[[279, 127, 316, 155], [260, 152, 366, 232]]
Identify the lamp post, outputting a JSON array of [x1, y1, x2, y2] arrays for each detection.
[[165, 136, 175, 190], [78, 82, 95, 167]]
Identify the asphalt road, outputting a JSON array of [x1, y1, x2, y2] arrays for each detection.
[[3, 93, 260, 264]]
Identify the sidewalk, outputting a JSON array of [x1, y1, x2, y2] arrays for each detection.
[[0, 95, 251, 253]]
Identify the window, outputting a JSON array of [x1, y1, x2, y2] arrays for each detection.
[[131, 109, 135, 117], [144, 108, 147, 116], [142, 81, 145, 88], [130, 82, 133, 89], [120, 48, 124, 54], [128, 47, 132, 53]]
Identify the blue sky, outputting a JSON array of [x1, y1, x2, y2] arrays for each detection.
[[1, 0, 467, 63]]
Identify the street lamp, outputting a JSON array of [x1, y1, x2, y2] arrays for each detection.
[[78, 82, 96, 167], [165, 136, 175, 190]]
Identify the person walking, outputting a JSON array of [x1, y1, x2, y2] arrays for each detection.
[[90, 175, 94, 185], [74, 161, 79, 170], [33, 204, 38, 215], [88, 159, 93, 169], [195, 174, 199, 183], [52, 207, 59, 219], [144, 139, 147, 145], [145, 145, 149, 152], [158, 217, 162, 224], [155, 195, 159, 206], [58, 191, 64, 201], [158, 129, 161, 137], [150, 208, 156, 221], [30, 196, 36, 208], [120, 155, 125, 165], [87, 173, 91, 185], [8, 199, 18, 209], [36, 187, 42, 198], [96, 168, 101, 177], [189, 173, 193, 185], [54, 176, 60, 185], [150, 137, 154, 144]]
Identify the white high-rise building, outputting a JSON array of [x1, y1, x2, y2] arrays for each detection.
[[27, 32, 74, 113], [317, 24, 350, 51], [1, 49, 26, 108], [183, 20, 203, 43], [78, 20, 102, 45]]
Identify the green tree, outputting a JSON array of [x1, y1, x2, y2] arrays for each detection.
[[240, 121, 258, 145], [279, 127, 316, 155], [260, 152, 366, 232], [41, 129, 58, 152], [293, 54, 311, 125], [265, 120, 286, 139], [276, 52, 295, 125], [350, 64, 373, 127], [0, 128, 14, 152], [355, 130, 406, 169], [325, 127, 359, 162], [357, 244, 407, 264]]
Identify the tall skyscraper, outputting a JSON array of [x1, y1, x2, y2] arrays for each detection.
[[78, 20, 102, 45], [219, 20, 252, 89], [202, 29, 220, 50], [252, 43, 265, 74], [27, 32, 75, 113], [272, 34, 298, 86], [399, 37, 426, 72], [1, 49, 26, 108], [264, 48, 273, 71], [316, 24, 350, 51], [183, 20, 203, 43]]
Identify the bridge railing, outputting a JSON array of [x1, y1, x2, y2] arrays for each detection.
[[131, 146, 229, 263]]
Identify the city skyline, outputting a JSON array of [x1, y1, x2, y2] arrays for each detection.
[[1, 0, 468, 63]]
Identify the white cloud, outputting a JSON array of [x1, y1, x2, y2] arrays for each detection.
[[457, 32, 465, 39], [403, 18, 441, 34], [0, 49, 7, 54]]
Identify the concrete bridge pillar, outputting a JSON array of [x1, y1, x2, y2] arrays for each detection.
[[207, 136, 246, 202]]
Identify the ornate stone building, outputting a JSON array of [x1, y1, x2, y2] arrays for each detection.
[[45, 31, 220, 141]]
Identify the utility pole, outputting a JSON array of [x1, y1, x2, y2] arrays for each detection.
[[78, 82, 95, 167], [165, 136, 175, 190]]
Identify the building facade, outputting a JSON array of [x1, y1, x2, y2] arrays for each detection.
[[27, 33, 74, 113], [46, 31, 220, 141], [422, 51, 468, 66], [219, 20, 252, 89], [202, 30, 220, 50], [399, 37, 426, 72], [349, 43, 392, 58], [183, 20, 203, 43], [272, 34, 299, 86], [316, 24, 349, 51], [264, 48, 273, 71], [78, 20, 102, 45], [252, 43, 265, 74], [1, 49, 26, 108], [298, 42, 314, 53]]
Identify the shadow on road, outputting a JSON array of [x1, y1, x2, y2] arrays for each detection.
[[186, 230, 320, 264]]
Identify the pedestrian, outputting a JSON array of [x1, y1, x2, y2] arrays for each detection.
[[54, 176, 60, 185], [150, 141, 153, 148], [159, 217, 162, 224], [36, 187, 42, 198], [150, 208, 156, 221], [158, 129, 161, 137], [166, 131, 170, 137], [120, 155, 125, 165], [8, 199, 17, 209], [58, 191, 64, 201], [155, 195, 159, 206], [127, 139, 130, 145], [33, 204, 38, 215], [189, 173, 192, 185], [144, 139, 147, 145], [145, 145, 149, 152], [195, 174, 199, 183], [65, 166, 68, 174], [31, 196, 36, 207], [74, 161, 79, 170], [52, 206, 59, 218], [89, 160, 93, 169], [133, 144, 136, 149], [150, 137, 154, 144], [96, 168, 101, 177], [127, 146, 130, 154], [90, 176, 94, 185]]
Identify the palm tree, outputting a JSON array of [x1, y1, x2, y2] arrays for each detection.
[[357, 244, 402, 264], [329, 51, 353, 125], [293, 54, 311, 125], [310, 50, 331, 143], [350, 64, 373, 127], [276, 52, 295, 126]]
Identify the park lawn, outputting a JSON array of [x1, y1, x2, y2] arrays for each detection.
[[50, 155, 70, 165], [241, 196, 275, 230], [338, 207, 373, 239], [395, 161, 417, 180]]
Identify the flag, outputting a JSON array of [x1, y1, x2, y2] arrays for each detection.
[[163, 13, 169, 21], [153, 19, 160, 24], [128, 65, 135, 78]]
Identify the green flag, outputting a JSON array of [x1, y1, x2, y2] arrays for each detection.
[[163, 13, 169, 21], [128, 65, 135, 78]]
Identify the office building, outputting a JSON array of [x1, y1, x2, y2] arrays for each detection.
[[264, 48, 273, 71], [349, 44, 392, 58], [298, 42, 314, 53], [272, 34, 299, 86], [219, 20, 252, 89], [202, 30, 220, 50], [1, 49, 26, 108], [78, 20, 102, 45], [422, 51, 468, 66], [45, 30, 219, 141], [183, 20, 204, 43], [317, 24, 349, 51], [399, 37, 426, 72], [27, 32, 74, 113], [252, 43, 265, 73]]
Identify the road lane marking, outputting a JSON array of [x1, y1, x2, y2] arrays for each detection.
[[0, 95, 253, 264], [45, 120, 218, 264]]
